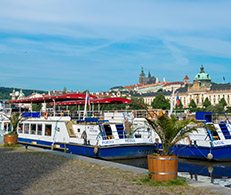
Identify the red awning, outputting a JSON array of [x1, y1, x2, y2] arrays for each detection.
[[49, 97, 131, 106], [6, 93, 98, 104]]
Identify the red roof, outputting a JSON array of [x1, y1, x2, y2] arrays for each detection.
[[184, 75, 189, 80], [49, 97, 131, 106], [6, 93, 98, 104]]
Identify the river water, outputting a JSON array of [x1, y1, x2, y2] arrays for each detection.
[[113, 157, 231, 188]]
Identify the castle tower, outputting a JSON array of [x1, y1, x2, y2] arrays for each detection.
[[163, 77, 166, 83], [155, 77, 159, 84], [184, 75, 190, 84], [11, 89, 16, 100], [139, 66, 145, 84]]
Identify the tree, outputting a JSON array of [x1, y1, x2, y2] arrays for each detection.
[[219, 98, 227, 108], [206, 104, 224, 112], [188, 99, 197, 112], [62, 87, 67, 94], [175, 99, 183, 109], [203, 97, 211, 108], [129, 97, 146, 110], [145, 114, 197, 156], [189, 99, 197, 109], [3, 113, 25, 134], [151, 94, 170, 110], [226, 107, 231, 112], [32, 104, 42, 112]]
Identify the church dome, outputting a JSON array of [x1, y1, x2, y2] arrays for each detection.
[[194, 65, 211, 81]]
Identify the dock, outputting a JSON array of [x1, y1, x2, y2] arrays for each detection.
[[0, 145, 231, 194]]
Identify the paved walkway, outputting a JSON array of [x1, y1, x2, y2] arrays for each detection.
[[0, 146, 221, 195]]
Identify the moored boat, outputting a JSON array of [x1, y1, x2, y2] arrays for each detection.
[[1, 94, 155, 159], [155, 112, 231, 161]]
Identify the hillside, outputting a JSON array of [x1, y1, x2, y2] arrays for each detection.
[[0, 87, 48, 100]]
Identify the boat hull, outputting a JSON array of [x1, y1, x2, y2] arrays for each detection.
[[155, 144, 231, 161], [18, 137, 155, 160]]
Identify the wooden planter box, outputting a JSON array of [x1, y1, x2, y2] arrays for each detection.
[[4, 134, 18, 145], [147, 154, 178, 182]]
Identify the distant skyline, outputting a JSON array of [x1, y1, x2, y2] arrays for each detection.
[[0, 0, 230, 92]]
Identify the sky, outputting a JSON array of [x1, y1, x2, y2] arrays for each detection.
[[0, 0, 231, 92]]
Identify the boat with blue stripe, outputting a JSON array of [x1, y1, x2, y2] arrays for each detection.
[[1, 94, 155, 160], [154, 112, 231, 161]]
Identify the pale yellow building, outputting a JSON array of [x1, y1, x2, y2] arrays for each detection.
[[137, 65, 231, 108]]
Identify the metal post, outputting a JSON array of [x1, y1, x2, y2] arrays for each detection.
[[53, 99, 56, 117]]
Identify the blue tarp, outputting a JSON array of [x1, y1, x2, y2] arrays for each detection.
[[22, 112, 40, 118]]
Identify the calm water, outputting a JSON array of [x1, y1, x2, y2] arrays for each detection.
[[113, 157, 231, 188]]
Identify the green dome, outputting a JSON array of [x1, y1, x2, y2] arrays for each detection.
[[194, 65, 211, 81]]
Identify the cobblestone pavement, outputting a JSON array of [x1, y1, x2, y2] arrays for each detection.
[[0, 147, 216, 195]]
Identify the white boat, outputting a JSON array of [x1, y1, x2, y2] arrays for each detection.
[[166, 112, 231, 161], [1, 94, 155, 159]]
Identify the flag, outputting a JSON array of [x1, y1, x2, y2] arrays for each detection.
[[176, 95, 180, 107], [87, 95, 91, 107]]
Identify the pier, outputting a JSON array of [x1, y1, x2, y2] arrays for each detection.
[[1, 145, 231, 194]]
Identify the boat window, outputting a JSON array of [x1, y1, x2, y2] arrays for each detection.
[[37, 124, 42, 135], [45, 124, 52, 136], [18, 123, 23, 133], [31, 124, 36, 135], [24, 124, 29, 134]]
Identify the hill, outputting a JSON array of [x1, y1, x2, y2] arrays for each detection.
[[0, 86, 48, 100]]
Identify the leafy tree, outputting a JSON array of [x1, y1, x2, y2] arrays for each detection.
[[203, 97, 211, 108], [32, 104, 42, 112], [62, 87, 67, 94], [129, 97, 146, 110], [206, 104, 224, 112], [151, 94, 170, 110], [188, 99, 197, 109], [175, 99, 183, 109], [83, 90, 90, 94], [188, 99, 197, 112], [226, 107, 231, 112], [219, 98, 227, 108]]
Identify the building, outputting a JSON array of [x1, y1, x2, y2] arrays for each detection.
[[138, 65, 231, 108], [139, 66, 156, 84]]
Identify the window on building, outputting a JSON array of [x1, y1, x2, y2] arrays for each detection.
[[45, 124, 52, 136], [37, 124, 42, 135]]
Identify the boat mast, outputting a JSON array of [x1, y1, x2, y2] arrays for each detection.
[[168, 88, 175, 117], [83, 92, 88, 119]]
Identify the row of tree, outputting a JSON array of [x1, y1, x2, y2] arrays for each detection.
[[151, 94, 231, 112]]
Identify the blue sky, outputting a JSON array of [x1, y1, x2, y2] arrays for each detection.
[[0, 0, 230, 92]]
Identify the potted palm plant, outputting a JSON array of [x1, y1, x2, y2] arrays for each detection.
[[4, 113, 25, 145], [145, 111, 198, 182]]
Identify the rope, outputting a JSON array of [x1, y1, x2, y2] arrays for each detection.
[[193, 142, 209, 159]]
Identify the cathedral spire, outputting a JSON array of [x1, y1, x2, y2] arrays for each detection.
[[140, 65, 145, 76]]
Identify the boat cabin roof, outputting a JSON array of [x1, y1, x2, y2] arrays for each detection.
[[6, 93, 98, 104], [49, 97, 131, 106]]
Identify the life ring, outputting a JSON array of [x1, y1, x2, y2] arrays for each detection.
[[44, 111, 48, 119]]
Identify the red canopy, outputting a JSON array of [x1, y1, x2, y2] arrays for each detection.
[[49, 97, 131, 106], [6, 93, 98, 104]]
